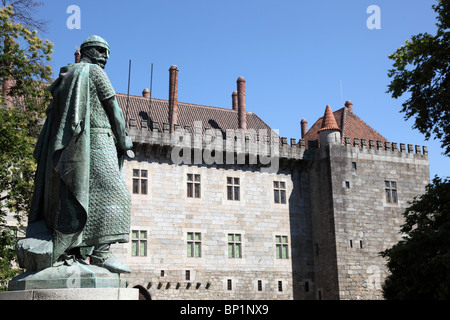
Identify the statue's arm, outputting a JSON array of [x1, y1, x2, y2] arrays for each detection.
[[102, 96, 133, 151]]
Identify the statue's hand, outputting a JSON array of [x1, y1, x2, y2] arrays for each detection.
[[118, 134, 134, 158], [124, 135, 133, 150]]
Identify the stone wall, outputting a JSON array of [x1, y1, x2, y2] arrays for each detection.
[[112, 155, 315, 300], [107, 126, 431, 300], [326, 143, 429, 299]]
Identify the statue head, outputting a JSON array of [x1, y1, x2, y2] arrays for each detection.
[[80, 35, 110, 69]]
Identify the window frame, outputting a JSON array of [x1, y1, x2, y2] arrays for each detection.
[[273, 181, 286, 204], [226, 177, 240, 201], [384, 180, 398, 204], [132, 169, 148, 195], [131, 229, 148, 257], [187, 232, 202, 258], [275, 235, 289, 259], [187, 173, 201, 198], [227, 233, 242, 258]]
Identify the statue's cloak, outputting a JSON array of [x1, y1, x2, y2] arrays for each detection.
[[29, 63, 91, 264]]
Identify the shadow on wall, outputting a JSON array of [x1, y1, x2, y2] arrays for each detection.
[[288, 158, 315, 300]]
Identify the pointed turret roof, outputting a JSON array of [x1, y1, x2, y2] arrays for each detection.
[[318, 105, 340, 132], [301, 102, 388, 148]]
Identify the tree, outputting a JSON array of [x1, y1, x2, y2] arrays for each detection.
[[0, 5, 52, 291], [0, 0, 47, 33], [380, 176, 450, 299], [387, 0, 450, 156]]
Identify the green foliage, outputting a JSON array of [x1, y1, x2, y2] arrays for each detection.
[[380, 176, 450, 299], [0, 227, 21, 291], [0, 5, 53, 117], [0, 5, 52, 291], [387, 0, 450, 156]]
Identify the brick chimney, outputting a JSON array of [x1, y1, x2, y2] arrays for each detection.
[[142, 88, 151, 98], [345, 100, 353, 113], [75, 50, 81, 63], [232, 91, 238, 111], [301, 119, 308, 138], [237, 77, 247, 131], [168, 65, 179, 133]]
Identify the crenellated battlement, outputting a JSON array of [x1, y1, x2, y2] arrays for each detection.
[[127, 120, 307, 167], [126, 118, 428, 172], [342, 136, 428, 157]]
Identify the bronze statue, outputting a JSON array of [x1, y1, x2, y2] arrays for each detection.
[[18, 35, 133, 275]]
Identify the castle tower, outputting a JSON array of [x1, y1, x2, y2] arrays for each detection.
[[306, 103, 430, 300], [318, 105, 341, 147]]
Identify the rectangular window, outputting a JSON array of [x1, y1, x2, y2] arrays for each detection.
[[187, 232, 201, 257], [132, 169, 148, 194], [187, 174, 201, 198], [385, 180, 398, 203], [227, 279, 232, 291], [257, 280, 263, 291], [185, 270, 190, 281], [227, 177, 240, 201], [275, 235, 289, 259], [131, 230, 147, 256], [278, 281, 283, 292], [273, 181, 286, 204], [228, 233, 242, 258]]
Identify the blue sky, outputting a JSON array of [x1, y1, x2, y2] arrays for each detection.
[[34, 0, 448, 179]]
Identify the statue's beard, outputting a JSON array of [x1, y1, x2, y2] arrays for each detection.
[[91, 57, 107, 69], [80, 48, 108, 69]]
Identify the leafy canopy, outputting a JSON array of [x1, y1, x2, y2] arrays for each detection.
[[380, 176, 450, 300], [0, 5, 52, 291], [387, 0, 450, 156]]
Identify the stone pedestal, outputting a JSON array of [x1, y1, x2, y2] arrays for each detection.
[[1, 262, 138, 300], [0, 288, 138, 300], [8, 263, 126, 291]]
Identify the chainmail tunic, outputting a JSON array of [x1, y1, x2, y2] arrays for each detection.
[[80, 64, 131, 246]]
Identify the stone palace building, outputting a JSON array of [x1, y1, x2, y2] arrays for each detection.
[[109, 65, 430, 300]]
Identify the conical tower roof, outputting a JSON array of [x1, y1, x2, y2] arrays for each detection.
[[318, 105, 340, 132]]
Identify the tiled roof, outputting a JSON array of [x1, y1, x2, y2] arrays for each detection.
[[302, 106, 388, 148], [116, 93, 274, 137]]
